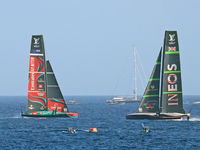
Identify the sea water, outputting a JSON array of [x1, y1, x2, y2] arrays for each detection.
[[0, 95, 200, 149]]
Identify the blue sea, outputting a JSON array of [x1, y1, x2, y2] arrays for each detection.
[[0, 95, 200, 149]]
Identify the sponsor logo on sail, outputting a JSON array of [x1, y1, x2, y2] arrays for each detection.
[[147, 104, 153, 110], [168, 47, 176, 51], [30, 57, 35, 90], [147, 85, 158, 91], [28, 105, 34, 110], [40, 106, 44, 110], [168, 94, 178, 105], [51, 104, 62, 111], [38, 84, 43, 89], [33, 38, 40, 48], [31, 73, 35, 90], [169, 34, 176, 44], [33, 49, 40, 54], [167, 64, 178, 106], [37, 92, 45, 96], [34, 38, 40, 44]]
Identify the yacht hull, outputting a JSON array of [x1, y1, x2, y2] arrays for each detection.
[[21, 111, 78, 118], [126, 113, 190, 120]]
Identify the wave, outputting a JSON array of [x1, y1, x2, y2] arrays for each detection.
[[188, 117, 200, 121], [0, 115, 21, 119]]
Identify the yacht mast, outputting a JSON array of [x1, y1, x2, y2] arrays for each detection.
[[133, 45, 137, 100]]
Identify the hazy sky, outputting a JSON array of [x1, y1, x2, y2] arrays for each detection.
[[1, 1, 200, 96]]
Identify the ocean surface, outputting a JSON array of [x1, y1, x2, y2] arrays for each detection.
[[0, 95, 200, 150]]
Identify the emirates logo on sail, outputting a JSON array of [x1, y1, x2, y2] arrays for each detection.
[[30, 57, 35, 90], [167, 64, 178, 106]]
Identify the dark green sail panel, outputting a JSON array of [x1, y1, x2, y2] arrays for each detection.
[[46, 61, 68, 112], [137, 48, 162, 113], [27, 35, 47, 113], [160, 31, 185, 114]]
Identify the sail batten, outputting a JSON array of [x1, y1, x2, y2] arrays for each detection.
[[165, 51, 179, 54], [30, 54, 44, 56], [163, 91, 182, 94], [149, 78, 160, 81], [164, 71, 181, 73], [143, 95, 159, 97], [47, 85, 59, 87]]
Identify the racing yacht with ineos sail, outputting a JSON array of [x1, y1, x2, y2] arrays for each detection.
[[126, 30, 190, 120]]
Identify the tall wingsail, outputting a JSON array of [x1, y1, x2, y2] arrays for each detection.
[[137, 48, 162, 113], [46, 60, 68, 112], [160, 31, 185, 114], [23, 34, 78, 118], [126, 31, 190, 120], [27, 35, 47, 113]]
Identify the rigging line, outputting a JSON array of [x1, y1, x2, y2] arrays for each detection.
[[112, 48, 132, 96], [135, 49, 148, 82], [136, 64, 145, 91], [126, 68, 134, 97]]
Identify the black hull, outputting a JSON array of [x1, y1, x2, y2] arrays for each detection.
[[126, 113, 190, 120]]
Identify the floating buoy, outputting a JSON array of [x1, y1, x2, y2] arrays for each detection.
[[89, 128, 97, 132]]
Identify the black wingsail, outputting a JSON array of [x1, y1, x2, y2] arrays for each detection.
[[46, 60, 69, 113], [160, 31, 185, 114], [136, 48, 162, 113], [27, 35, 47, 113]]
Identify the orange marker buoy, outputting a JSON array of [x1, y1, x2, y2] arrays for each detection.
[[89, 128, 98, 132]]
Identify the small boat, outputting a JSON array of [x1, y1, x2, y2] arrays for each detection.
[[142, 130, 152, 133], [21, 35, 78, 118], [126, 30, 190, 120], [106, 96, 140, 105], [184, 101, 189, 104], [66, 100, 82, 105], [62, 127, 77, 134], [107, 100, 119, 105], [193, 100, 200, 104], [106, 97, 125, 105], [141, 123, 152, 133]]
